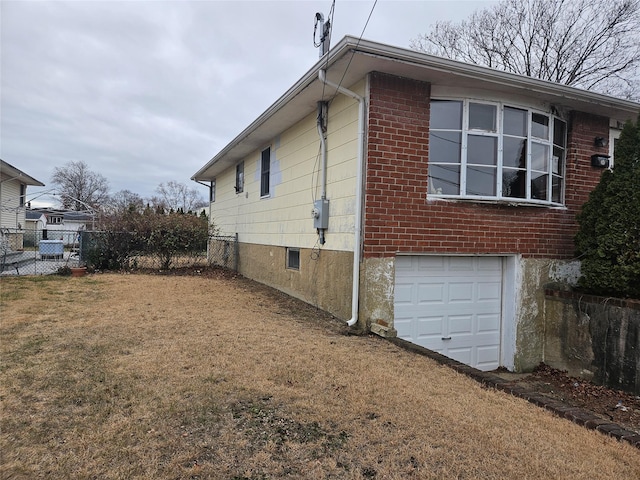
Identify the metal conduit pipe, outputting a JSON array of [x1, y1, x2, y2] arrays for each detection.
[[318, 69, 365, 327]]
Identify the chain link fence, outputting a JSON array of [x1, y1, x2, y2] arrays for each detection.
[[1, 227, 83, 276], [208, 234, 238, 271], [2, 228, 239, 276]]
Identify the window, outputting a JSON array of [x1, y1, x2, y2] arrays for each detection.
[[260, 147, 271, 197], [428, 99, 566, 205], [210, 179, 216, 202], [235, 162, 244, 193], [609, 128, 621, 169], [286, 248, 300, 270], [48, 215, 63, 224], [19, 184, 26, 206]]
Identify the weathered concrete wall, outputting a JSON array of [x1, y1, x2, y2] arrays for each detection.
[[361, 257, 396, 336], [237, 242, 353, 321], [544, 290, 640, 395], [513, 259, 547, 372], [513, 258, 582, 373]]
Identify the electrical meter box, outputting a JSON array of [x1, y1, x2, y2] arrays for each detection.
[[312, 199, 329, 230]]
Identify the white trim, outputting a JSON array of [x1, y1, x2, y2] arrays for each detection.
[[501, 255, 518, 371], [609, 128, 622, 169]]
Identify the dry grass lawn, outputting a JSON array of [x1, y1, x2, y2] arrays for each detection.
[[1, 272, 639, 479]]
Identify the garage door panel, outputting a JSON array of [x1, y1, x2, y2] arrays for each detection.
[[448, 283, 474, 303], [446, 347, 473, 365], [417, 256, 446, 272], [394, 256, 503, 371], [476, 346, 500, 370], [448, 315, 473, 335], [477, 313, 500, 333], [394, 314, 414, 340], [417, 283, 445, 304], [449, 256, 476, 271], [416, 316, 444, 338], [478, 282, 501, 301], [394, 283, 415, 305]]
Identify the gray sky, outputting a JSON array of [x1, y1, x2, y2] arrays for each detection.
[[1, 0, 494, 206]]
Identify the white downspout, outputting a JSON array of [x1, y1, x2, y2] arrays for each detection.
[[318, 69, 364, 327]]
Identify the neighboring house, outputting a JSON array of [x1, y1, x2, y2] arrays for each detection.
[[26, 208, 94, 245], [0, 159, 45, 249], [192, 37, 640, 373]]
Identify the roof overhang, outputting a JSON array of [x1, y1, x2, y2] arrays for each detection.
[[0, 159, 45, 186], [192, 36, 640, 181]]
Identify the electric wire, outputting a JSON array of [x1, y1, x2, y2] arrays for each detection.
[[328, 0, 378, 103]]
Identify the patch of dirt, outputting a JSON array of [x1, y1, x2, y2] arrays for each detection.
[[508, 363, 640, 434]]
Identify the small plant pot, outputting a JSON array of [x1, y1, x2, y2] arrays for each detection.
[[70, 267, 87, 278]]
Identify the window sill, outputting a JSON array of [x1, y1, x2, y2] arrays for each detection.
[[427, 195, 567, 209]]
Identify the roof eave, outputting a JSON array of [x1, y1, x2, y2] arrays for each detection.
[[0, 159, 46, 186], [192, 36, 640, 181]]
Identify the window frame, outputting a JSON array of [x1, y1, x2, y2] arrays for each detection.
[[235, 162, 244, 194], [286, 247, 300, 271], [428, 98, 567, 206], [260, 147, 271, 198], [210, 179, 216, 203]]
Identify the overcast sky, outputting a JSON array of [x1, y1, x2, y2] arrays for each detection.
[[1, 0, 495, 207]]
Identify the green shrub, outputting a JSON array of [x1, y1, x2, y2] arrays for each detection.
[[82, 210, 209, 271], [575, 116, 640, 298]]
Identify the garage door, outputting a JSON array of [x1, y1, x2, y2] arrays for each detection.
[[394, 256, 502, 371]]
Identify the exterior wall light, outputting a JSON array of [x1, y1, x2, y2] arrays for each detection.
[[594, 136, 608, 147], [591, 154, 610, 168]]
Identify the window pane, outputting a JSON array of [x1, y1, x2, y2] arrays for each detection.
[[531, 143, 549, 171], [553, 119, 566, 147], [466, 166, 496, 196], [503, 107, 527, 137], [261, 148, 270, 196], [235, 162, 244, 193], [469, 103, 497, 131], [430, 132, 461, 163], [467, 135, 497, 165], [286, 248, 300, 270], [531, 172, 549, 200], [532, 113, 550, 139], [503, 137, 527, 168], [430, 100, 462, 129], [552, 146, 564, 174], [552, 175, 562, 203], [428, 164, 460, 194], [502, 168, 526, 198]]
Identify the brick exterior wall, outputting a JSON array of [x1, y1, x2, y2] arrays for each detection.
[[364, 72, 610, 259]]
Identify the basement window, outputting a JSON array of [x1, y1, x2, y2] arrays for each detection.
[[286, 248, 300, 270]]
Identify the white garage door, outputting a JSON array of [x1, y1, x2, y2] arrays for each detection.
[[394, 256, 502, 371]]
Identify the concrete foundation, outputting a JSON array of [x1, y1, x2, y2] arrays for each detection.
[[237, 242, 354, 321]]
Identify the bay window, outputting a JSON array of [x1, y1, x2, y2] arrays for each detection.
[[428, 99, 566, 205]]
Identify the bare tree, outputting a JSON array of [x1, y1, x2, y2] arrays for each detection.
[[410, 0, 640, 99], [155, 181, 206, 213], [51, 160, 110, 211], [107, 189, 145, 214]]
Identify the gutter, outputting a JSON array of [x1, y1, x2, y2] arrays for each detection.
[[318, 69, 365, 328]]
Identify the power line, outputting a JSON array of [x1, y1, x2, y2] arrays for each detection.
[[331, 0, 378, 101]]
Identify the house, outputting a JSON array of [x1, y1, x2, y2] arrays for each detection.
[[0, 159, 45, 250], [25, 208, 95, 246], [192, 37, 640, 373]]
